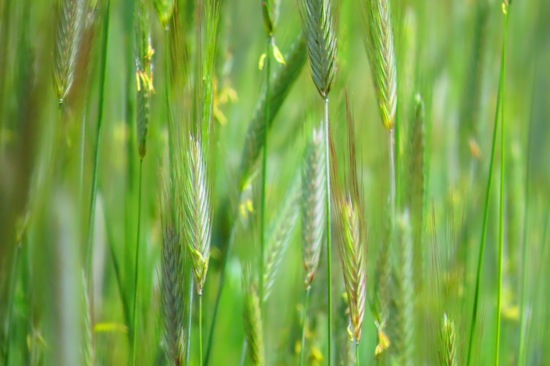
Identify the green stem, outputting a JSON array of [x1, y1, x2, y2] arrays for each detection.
[[466, 9, 508, 365], [204, 224, 237, 365], [199, 293, 203, 365], [356, 342, 359, 366], [260, 35, 272, 307], [163, 27, 175, 167], [388, 129, 396, 223], [4, 243, 21, 366], [495, 9, 509, 366], [518, 41, 535, 366], [299, 288, 311, 366], [186, 275, 194, 366], [239, 340, 248, 366], [86, 0, 110, 294], [131, 159, 144, 366], [324, 96, 333, 366]]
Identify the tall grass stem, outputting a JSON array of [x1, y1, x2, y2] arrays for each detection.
[[466, 8, 508, 363], [495, 8, 509, 365], [324, 97, 333, 365], [299, 288, 311, 366], [260, 35, 273, 306], [199, 294, 203, 365], [131, 160, 144, 366], [4, 244, 21, 366]]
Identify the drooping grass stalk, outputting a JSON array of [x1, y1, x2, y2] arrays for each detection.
[[356, 342, 359, 366], [299, 0, 337, 359], [466, 4, 509, 364], [495, 4, 510, 365]]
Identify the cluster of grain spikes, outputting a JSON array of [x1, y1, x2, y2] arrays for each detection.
[[329, 104, 367, 366], [299, 0, 337, 361]]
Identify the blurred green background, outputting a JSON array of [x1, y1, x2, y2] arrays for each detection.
[[1, 0, 549, 365]]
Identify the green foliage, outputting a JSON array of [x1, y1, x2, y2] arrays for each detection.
[[0, 1, 548, 365]]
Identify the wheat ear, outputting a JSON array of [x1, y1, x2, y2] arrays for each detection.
[[263, 181, 300, 302], [53, 0, 84, 103], [302, 126, 326, 288], [161, 180, 185, 365], [299, 0, 337, 99], [243, 268, 265, 366], [393, 211, 414, 365], [180, 135, 212, 296], [439, 313, 458, 366], [362, 0, 397, 131], [153, 0, 175, 27], [135, 0, 154, 159], [335, 197, 367, 344]]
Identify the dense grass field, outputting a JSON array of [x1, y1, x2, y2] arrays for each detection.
[[1, 0, 549, 365]]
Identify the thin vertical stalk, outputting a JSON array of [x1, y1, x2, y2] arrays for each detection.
[[260, 35, 273, 306], [466, 6, 508, 363], [4, 244, 21, 366], [163, 28, 174, 166], [131, 160, 144, 366], [495, 7, 509, 365], [86, 0, 111, 285], [239, 341, 248, 366], [388, 129, 396, 222], [199, 293, 203, 365], [518, 45, 536, 366], [204, 224, 237, 365], [355, 342, 359, 366], [186, 277, 194, 366], [324, 97, 333, 365], [299, 288, 311, 366]]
